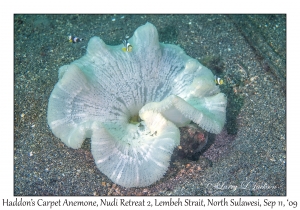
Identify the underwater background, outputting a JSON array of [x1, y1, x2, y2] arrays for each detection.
[[14, 14, 286, 195]]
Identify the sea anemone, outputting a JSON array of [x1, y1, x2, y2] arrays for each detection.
[[47, 22, 227, 188]]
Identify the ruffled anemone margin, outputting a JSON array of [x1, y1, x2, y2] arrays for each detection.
[[47, 23, 227, 188]]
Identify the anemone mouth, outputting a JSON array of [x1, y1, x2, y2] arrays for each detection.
[[129, 114, 141, 125]]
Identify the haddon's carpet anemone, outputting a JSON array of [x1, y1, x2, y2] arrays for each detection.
[[47, 22, 227, 188]]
